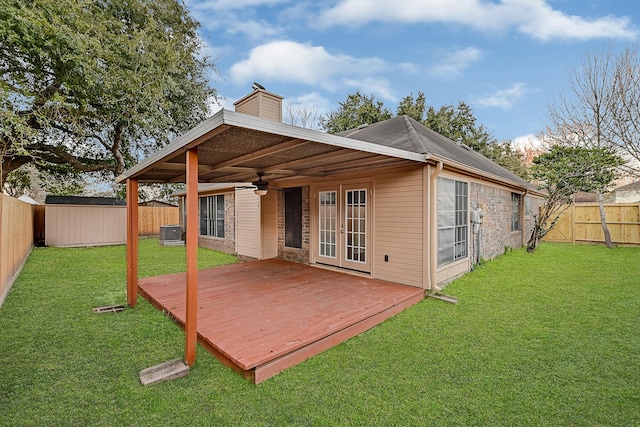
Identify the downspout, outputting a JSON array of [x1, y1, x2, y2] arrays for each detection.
[[429, 160, 444, 292], [521, 190, 528, 248]]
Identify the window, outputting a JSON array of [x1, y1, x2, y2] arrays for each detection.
[[285, 187, 302, 248], [199, 195, 225, 238], [524, 196, 531, 218], [511, 193, 522, 232], [438, 178, 468, 266]]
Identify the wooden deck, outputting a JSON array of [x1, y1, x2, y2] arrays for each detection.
[[139, 259, 424, 383]]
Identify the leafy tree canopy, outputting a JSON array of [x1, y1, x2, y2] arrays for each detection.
[[321, 91, 529, 179], [0, 0, 216, 188], [319, 91, 392, 134], [527, 145, 624, 251]]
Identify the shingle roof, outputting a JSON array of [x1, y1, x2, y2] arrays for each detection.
[[338, 115, 538, 192], [614, 180, 640, 192]]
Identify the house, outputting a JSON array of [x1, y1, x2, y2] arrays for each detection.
[[606, 180, 640, 203], [173, 183, 264, 260], [116, 88, 545, 371], [118, 88, 544, 290]]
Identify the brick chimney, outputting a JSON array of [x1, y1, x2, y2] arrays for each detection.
[[233, 83, 284, 122]]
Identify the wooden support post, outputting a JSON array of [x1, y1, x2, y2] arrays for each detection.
[[126, 178, 139, 307], [185, 148, 199, 366]]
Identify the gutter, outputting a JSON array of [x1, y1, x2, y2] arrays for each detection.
[[521, 189, 529, 247], [428, 153, 544, 197]]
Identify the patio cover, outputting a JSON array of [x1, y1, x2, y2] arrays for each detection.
[[115, 109, 542, 367], [115, 109, 430, 368], [115, 109, 427, 186]]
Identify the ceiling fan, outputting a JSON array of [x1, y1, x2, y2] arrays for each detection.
[[252, 172, 269, 196], [236, 172, 284, 196]]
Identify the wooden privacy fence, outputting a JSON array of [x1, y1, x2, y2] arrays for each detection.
[[138, 206, 180, 236], [544, 203, 640, 245], [0, 197, 179, 307], [1, 194, 34, 306]]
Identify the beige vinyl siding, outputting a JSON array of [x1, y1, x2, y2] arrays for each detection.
[[45, 205, 126, 247], [260, 96, 282, 122], [373, 166, 424, 288], [435, 259, 469, 286], [235, 96, 260, 117], [236, 189, 261, 259], [234, 91, 283, 122], [261, 190, 278, 259]]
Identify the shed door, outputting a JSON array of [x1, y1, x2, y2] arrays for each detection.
[[315, 184, 371, 273]]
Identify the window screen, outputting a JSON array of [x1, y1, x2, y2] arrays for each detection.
[[511, 193, 522, 231], [438, 178, 468, 266], [199, 195, 225, 238]]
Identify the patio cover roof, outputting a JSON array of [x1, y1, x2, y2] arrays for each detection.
[[115, 109, 427, 185], [116, 109, 542, 195]]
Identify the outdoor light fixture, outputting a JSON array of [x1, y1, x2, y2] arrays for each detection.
[[253, 173, 268, 196]]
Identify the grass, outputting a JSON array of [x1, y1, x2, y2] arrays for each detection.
[[0, 240, 638, 426]]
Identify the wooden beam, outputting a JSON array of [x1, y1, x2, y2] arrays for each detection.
[[209, 138, 307, 170], [300, 154, 386, 175], [264, 148, 356, 171], [185, 148, 199, 367], [126, 178, 139, 307]]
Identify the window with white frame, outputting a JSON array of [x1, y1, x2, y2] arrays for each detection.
[[511, 193, 522, 232], [438, 177, 468, 266], [199, 195, 225, 238]]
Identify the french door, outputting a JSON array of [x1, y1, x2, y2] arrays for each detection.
[[316, 183, 371, 273]]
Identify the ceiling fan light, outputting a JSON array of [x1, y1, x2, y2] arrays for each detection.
[[254, 188, 268, 196]]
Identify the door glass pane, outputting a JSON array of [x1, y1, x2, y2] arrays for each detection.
[[319, 191, 337, 258], [345, 189, 366, 263]]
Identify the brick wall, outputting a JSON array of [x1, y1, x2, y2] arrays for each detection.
[[197, 191, 236, 255], [469, 182, 542, 260], [277, 186, 310, 264]]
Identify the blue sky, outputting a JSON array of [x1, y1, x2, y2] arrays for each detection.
[[185, 0, 639, 148]]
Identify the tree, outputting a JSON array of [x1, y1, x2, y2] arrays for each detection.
[[424, 101, 530, 179], [611, 46, 640, 176], [321, 92, 530, 178], [283, 101, 321, 130], [527, 145, 623, 252], [484, 141, 531, 180], [0, 0, 215, 188], [396, 92, 426, 122], [424, 101, 492, 152], [547, 45, 624, 247], [320, 91, 392, 134]]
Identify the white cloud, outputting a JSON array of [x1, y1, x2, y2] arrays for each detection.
[[512, 133, 544, 150], [475, 82, 529, 109], [229, 40, 388, 91], [430, 47, 483, 78], [286, 92, 332, 112], [225, 19, 284, 40], [317, 0, 638, 41]]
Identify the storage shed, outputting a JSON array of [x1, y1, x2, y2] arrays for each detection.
[[44, 196, 127, 247]]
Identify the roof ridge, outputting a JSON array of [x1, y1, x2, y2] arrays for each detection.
[[401, 115, 429, 154]]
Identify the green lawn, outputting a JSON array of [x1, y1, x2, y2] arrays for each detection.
[[0, 240, 638, 426]]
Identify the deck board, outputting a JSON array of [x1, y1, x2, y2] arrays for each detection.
[[139, 259, 424, 383]]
